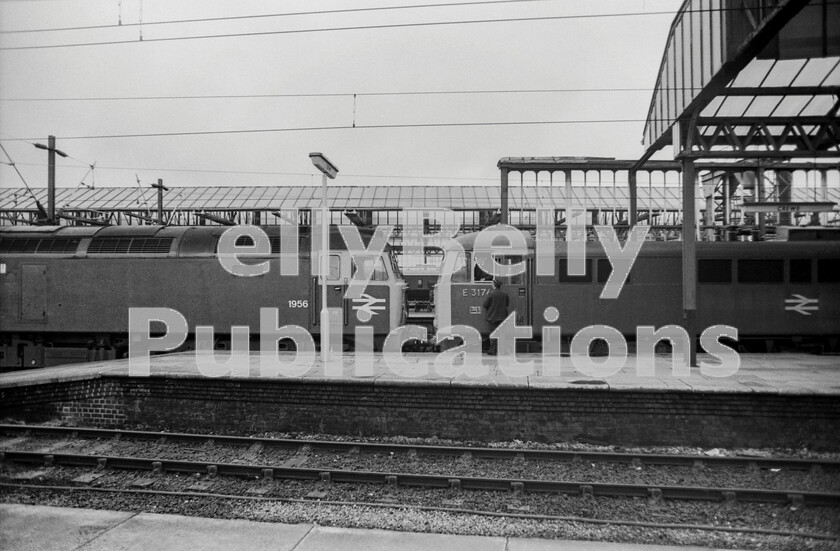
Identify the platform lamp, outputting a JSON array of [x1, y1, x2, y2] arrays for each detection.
[[309, 152, 339, 362]]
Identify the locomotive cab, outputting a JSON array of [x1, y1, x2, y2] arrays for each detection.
[[434, 229, 534, 335]]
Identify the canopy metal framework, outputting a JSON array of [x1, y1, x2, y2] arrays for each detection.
[[637, 0, 840, 365], [642, 0, 839, 161]]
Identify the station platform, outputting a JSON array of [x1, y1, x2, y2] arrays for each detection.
[[0, 504, 730, 551], [2, 351, 838, 394], [1, 352, 839, 449]]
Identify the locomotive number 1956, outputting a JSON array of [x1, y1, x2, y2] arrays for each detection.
[[288, 300, 309, 308]]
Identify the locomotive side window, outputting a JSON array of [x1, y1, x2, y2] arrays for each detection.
[[496, 255, 524, 285], [818, 259, 840, 283], [558, 259, 592, 283], [596, 258, 631, 284], [698, 259, 732, 283], [789, 259, 812, 283], [737, 259, 783, 283]]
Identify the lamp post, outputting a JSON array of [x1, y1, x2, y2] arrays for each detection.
[[309, 153, 339, 362], [33, 135, 68, 225]]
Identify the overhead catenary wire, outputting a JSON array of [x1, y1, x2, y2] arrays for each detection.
[[0, 142, 38, 196], [7, 118, 644, 142], [0, 9, 682, 51], [4, 3, 834, 50], [0, 87, 655, 102], [0, 0, 561, 34]]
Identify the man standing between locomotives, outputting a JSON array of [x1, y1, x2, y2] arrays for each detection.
[[482, 279, 509, 355]]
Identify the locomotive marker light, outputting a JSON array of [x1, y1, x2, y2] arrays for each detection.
[[310, 152, 339, 363]]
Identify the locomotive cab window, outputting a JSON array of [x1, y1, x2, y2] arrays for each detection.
[[327, 254, 342, 281], [699, 259, 732, 283], [450, 252, 470, 283], [737, 259, 783, 283], [473, 258, 493, 282], [352, 256, 389, 281], [558, 259, 592, 283]]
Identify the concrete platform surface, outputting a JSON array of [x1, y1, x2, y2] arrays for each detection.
[[0, 504, 730, 551], [2, 350, 838, 396]]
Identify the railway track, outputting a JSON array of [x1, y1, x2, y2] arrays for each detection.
[[2, 424, 837, 471], [1, 449, 839, 507], [2, 424, 839, 507]]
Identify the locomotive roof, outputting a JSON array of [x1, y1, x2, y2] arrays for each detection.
[[444, 230, 840, 258], [0, 225, 388, 256]]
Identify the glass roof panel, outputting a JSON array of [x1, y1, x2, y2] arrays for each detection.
[[281, 187, 303, 207], [330, 187, 346, 208], [462, 186, 478, 208], [303, 187, 323, 209], [207, 187, 233, 207], [744, 95, 785, 116], [227, 187, 251, 208], [701, 95, 725, 116], [287, 187, 307, 209], [791, 56, 840, 86], [436, 186, 452, 208], [715, 96, 753, 117], [236, 187, 261, 209], [762, 58, 807, 87], [771, 94, 813, 117], [188, 188, 215, 209], [801, 95, 835, 116], [729, 58, 775, 87], [370, 186, 386, 207], [348, 186, 364, 203], [268, 187, 291, 207], [823, 59, 840, 85]]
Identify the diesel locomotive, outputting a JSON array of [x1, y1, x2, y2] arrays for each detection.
[[434, 229, 840, 351], [0, 225, 407, 370]]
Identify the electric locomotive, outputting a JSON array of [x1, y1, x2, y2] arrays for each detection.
[[434, 229, 840, 351], [0, 225, 407, 369]]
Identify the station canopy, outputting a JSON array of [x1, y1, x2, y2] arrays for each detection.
[[0, 184, 694, 212], [642, 0, 840, 159]]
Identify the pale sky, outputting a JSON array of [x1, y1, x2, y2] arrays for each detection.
[[0, 0, 683, 191]]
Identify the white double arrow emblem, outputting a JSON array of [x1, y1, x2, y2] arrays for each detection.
[[785, 294, 819, 316], [351, 293, 386, 317]]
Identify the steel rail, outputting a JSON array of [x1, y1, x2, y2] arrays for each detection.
[[1, 483, 837, 542], [1, 450, 839, 507], [1, 424, 837, 472]]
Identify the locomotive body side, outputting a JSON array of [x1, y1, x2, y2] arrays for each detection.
[[435, 234, 840, 348], [0, 225, 406, 369]]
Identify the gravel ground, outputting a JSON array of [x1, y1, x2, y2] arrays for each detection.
[[2, 462, 838, 535], [1, 483, 838, 551], [3, 435, 837, 493]]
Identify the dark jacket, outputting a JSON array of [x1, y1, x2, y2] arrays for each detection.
[[482, 288, 509, 323]]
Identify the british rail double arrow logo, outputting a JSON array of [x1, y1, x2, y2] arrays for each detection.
[[351, 293, 387, 318], [784, 294, 819, 316]]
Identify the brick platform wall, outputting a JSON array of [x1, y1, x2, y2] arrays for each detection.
[[0, 379, 127, 426], [2, 376, 839, 449]]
